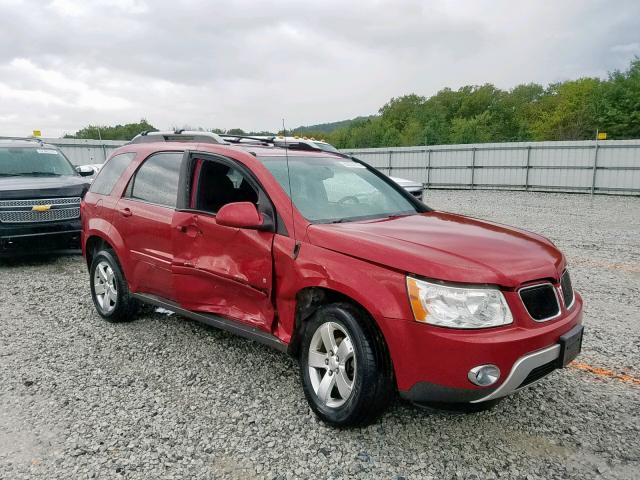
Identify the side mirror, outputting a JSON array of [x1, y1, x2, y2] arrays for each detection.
[[216, 202, 267, 230], [76, 165, 94, 177]]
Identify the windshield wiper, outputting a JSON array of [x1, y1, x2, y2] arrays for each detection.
[[383, 213, 412, 220], [0, 173, 22, 177], [18, 172, 62, 176]]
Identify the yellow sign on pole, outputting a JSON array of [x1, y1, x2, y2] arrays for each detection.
[[32, 130, 42, 137], [597, 132, 607, 140]]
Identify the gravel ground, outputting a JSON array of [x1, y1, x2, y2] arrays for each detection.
[[1, 190, 639, 480]]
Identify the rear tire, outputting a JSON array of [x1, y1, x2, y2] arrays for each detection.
[[89, 249, 138, 322], [300, 303, 394, 427]]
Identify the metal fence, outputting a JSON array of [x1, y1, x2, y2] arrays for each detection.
[[344, 140, 640, 196], [43, 138, 126, 166], [45, 138, 640, 195]]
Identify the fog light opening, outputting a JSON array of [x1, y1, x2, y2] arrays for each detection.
[[468, 365, 501, 387]]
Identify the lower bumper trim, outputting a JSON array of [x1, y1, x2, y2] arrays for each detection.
[[470, 344, 560, 403], [399, 382, 498, 404]]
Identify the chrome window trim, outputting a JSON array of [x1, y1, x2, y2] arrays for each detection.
[[518, 282, 562, 322], [119, 196, 176, 211]]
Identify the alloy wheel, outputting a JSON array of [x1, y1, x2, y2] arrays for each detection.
[[308, 321, 356, 408], [93, 260, 117, 314]]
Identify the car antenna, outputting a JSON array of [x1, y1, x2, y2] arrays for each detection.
[[282, 119, 300, 259]]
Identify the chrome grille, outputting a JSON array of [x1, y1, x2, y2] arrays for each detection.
[[0, 197, 81, 208], [0, 207, 80, 223], [0, 197, 81, 223]]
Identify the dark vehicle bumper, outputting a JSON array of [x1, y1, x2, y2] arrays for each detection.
[[0, 219, 81, 257]]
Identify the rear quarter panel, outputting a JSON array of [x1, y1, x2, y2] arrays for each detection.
[[82, 191, 129, 267]]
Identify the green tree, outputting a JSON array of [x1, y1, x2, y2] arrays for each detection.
[[449, 112, 493, 144], [65, 119, 157, 140], [599, 58, 640, 138], [504, 83, 546, 141], [530, 79, 602, 140], [379, 94, 426, 132]]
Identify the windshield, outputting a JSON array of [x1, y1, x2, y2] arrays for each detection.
[[311, 142, 339, 153], [0, 147, 76, 176], [261, 155, 418, 223]]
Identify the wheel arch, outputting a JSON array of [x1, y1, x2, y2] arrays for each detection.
[[84, 220, 127, 270], [287, 286, 392, 373], [85, 234, 114, 268]]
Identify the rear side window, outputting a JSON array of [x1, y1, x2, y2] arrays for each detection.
[[127, 152, 182, 207], [90, 152, 135, 195]]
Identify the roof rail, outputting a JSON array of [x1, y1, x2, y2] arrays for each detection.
[[129, 130, 226, 145], [0, 136, 45, 144], [220, 134, 276, 145], [221, 135, 341, 154]]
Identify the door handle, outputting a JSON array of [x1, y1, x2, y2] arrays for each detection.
[[176, 224, 202, 237], [119, 207, 132, 217]]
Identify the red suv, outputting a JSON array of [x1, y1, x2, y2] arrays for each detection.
[[81, 131, 583, 426]]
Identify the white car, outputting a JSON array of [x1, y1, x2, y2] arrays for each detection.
[[389, 176, 423, 200], [75, 163, 103, 181]]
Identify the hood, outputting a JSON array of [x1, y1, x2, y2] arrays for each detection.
[[390, 176, 422, 189], [0, 175, 90, 200], [307, 212, 565, 288]]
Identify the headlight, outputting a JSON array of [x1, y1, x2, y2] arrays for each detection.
[[406, 277, 512, 329]]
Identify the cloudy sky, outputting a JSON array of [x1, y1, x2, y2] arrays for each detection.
[[1, 0, 639, 137]]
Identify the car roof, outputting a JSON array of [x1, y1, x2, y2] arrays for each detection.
[[0, 138, 60, 149], [120, 140, 344, 159], [125, 130, 346, 159], [230, 144, 342, 158]]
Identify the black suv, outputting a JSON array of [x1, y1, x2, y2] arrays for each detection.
[[0, 138, 92, 257]]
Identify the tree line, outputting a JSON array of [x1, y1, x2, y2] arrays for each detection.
[[312, 58, 640, 148], [66, 58, 639, 147], [64, 122, 271, 141]]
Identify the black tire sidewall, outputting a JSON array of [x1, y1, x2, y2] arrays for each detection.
[[300, 305, 378, 426]]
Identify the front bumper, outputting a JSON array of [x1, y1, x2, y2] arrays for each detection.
[[0, 219, 81, 256], [388, 293, 584, 404]]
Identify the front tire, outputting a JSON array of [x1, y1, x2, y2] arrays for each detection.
[[89, 249, 138, 322], [300, 303, 394, 426]]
